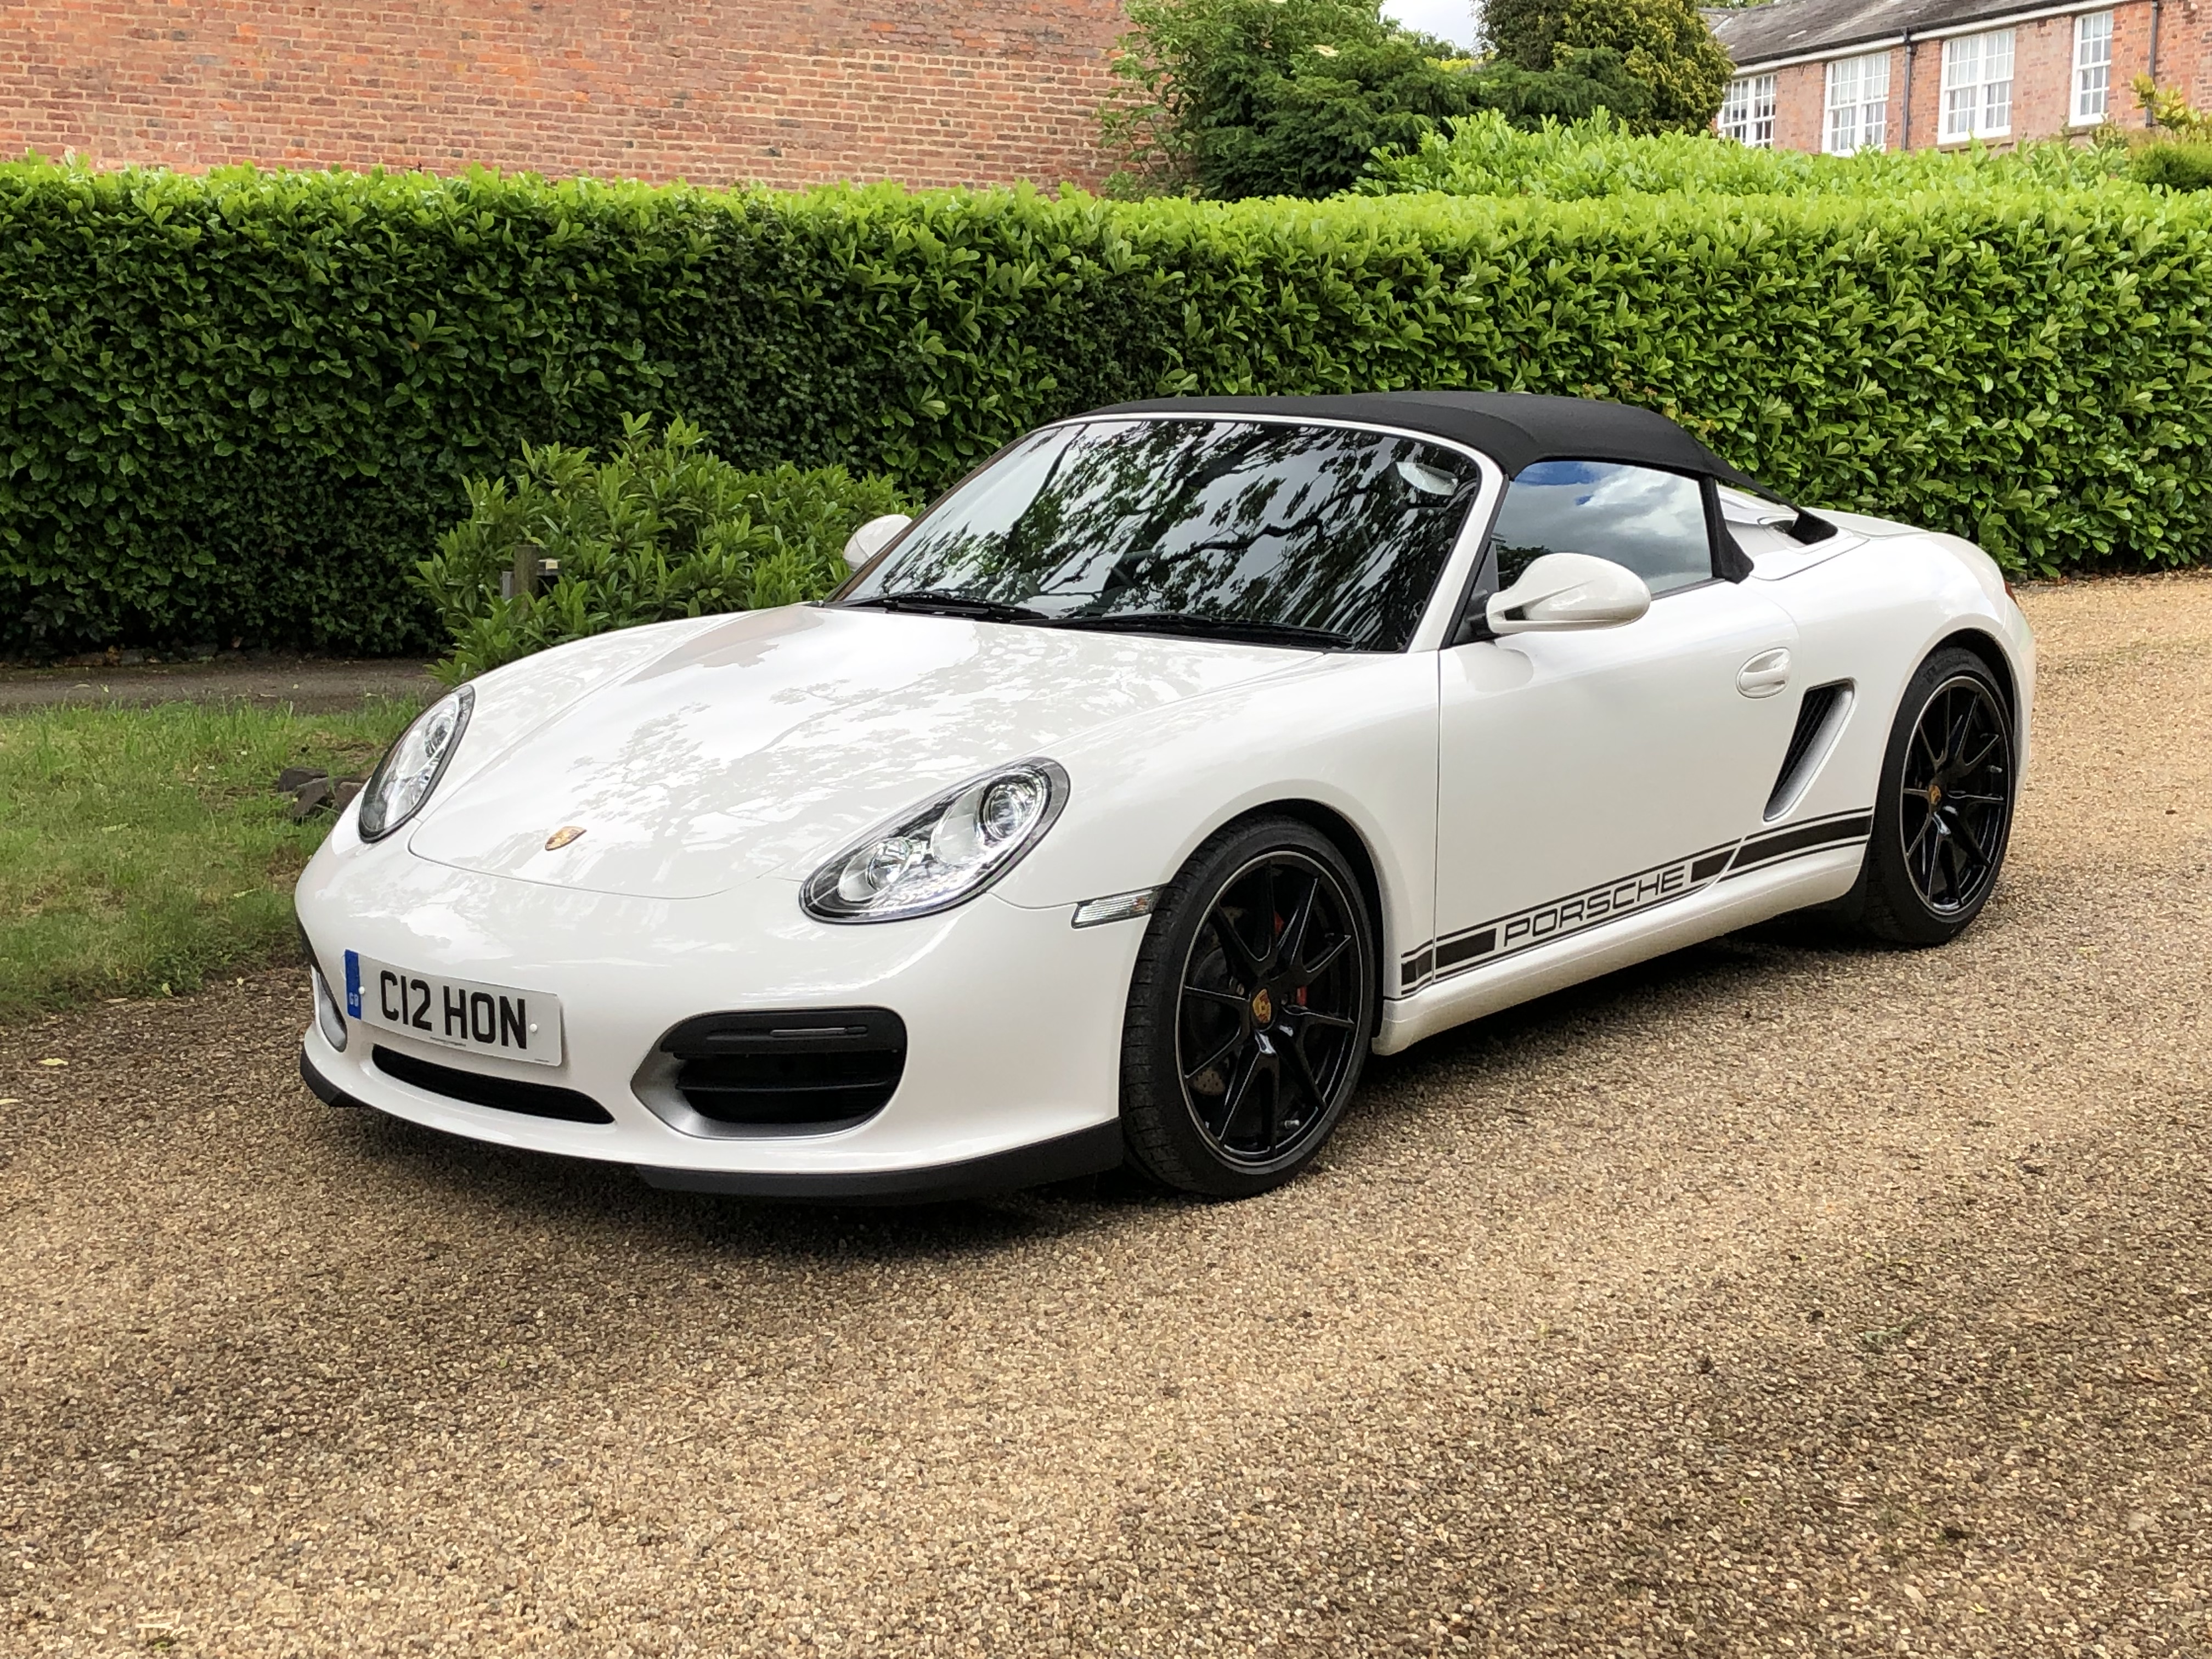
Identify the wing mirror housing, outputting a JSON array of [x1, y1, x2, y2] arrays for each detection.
[[843, 513, 913, 568], [1485, 552, 1651, 635]]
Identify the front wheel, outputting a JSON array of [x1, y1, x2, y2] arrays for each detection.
[[1840, 646, 2017, 946], [1119, 817, 1376, 1198]]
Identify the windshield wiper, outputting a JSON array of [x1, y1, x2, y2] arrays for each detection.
[[844, 590, 1051, 623], [1046, 612, 1358, 650]]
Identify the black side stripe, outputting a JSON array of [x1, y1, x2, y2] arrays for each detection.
[[1396, 809, 1877, 992], [1435, 927, 1496, 972], [1400, 840, 1737, 991], [1725, 811, 1873, 876]]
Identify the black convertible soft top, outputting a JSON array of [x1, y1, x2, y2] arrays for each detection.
[[1091, 391, 1768, 490]]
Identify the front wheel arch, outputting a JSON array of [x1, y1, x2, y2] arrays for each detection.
[[1118, 814, 1381, 1197], [1242, 798, 1389, 1015]]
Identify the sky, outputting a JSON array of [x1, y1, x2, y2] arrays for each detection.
[[1381, 0, 1481, 49]]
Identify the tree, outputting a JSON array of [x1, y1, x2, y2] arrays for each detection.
[[1103, 0, 1664, 198], [1459, 50, 1654, 129], [1102, 0, 1438, 196], [1482, 0, 1732, 133]]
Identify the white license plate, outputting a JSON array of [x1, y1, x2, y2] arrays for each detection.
[[344, 951, 563, 1066]]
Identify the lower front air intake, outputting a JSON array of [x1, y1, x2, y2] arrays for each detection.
[[371, 1044, 613, 1124], [657, 1008, 907, 1132]]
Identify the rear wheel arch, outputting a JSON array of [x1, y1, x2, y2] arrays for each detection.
[[1932, 627, 2018, 727], [1835, 642, 2017, 946]]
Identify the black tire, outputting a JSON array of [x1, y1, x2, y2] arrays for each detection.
[[1120, 816, 1378, 1198], [1839, 646, 2016, 946]]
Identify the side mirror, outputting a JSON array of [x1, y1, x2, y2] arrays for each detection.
[[843, 513, 913, 568], [1486, 552, 1651, 635]]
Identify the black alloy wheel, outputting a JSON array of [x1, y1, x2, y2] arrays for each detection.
[[1121, 817, 1376, 1197], [1899, 674, 2011, 915], [1842, 646, 2016, 946]]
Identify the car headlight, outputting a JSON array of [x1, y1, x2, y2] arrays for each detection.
[[358, 686, 475, 841], [802, 760, 1070, 922]]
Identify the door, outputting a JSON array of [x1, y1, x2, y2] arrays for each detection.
[[1418, 460, 1802, 992]]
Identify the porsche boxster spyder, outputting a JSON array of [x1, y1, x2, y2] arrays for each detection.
[[296, 393, 2033, 1199]]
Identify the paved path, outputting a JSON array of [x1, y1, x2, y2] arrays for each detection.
[[0, 656, 439, 714], [1, 573, 2208, 1656]]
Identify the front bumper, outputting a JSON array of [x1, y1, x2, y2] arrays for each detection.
[[300, 1048, 1123, 1200], [295, 849, 1142, 1198]]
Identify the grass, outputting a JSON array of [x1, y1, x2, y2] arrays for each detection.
[[0, 699, 420, 1024]]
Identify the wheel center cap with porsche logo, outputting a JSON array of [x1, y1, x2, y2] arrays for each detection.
[[1250, 988, 1273, 1024], [545, 825, 588, 851], [1926, 783, 1944, 806]]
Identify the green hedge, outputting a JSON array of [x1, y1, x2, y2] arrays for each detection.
[[1362, 110, 2132, 199], [3, 163, 2208, 654], [420, 416, 910, 681], [2132, 140, 2212, 192]]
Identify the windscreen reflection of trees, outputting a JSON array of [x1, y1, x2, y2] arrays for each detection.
[[866, 422, 1481, 650]]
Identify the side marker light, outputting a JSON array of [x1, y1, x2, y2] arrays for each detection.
[[1072, 888, 1162, 929]]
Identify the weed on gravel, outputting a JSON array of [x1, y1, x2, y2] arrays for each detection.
[[0, 699, 417, 1022]]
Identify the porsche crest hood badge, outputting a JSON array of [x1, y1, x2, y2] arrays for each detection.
[[544, 825, 588, 851]]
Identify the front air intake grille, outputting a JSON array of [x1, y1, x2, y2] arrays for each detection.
[[371, 1045, 613, 1124], [659, 1008, 906, 1130], [1765, 682, 1850, 820]]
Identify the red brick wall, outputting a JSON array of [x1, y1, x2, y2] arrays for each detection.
[[1905, 5, 2120, 146], [1732, 0, 2211, 153], [0, 0, 1131, 189], [2159, 0, 2212, 111], [1772, 60, 1828, 150]]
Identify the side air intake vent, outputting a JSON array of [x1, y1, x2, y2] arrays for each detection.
[[1765, 682, 1852, 821], [658, 1008, 906, 1132], [371, 1044, 613, 1124]]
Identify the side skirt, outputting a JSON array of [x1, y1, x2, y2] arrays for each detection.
[[1373, 843, 1864, 1056]]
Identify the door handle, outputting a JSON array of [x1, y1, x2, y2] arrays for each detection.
[[1736, 647, 1792, 698]]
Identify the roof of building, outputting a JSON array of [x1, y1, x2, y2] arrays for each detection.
[[1087, 392, 1758, 484], [1706, 0, 2065, 69]]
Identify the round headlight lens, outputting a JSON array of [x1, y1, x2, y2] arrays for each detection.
[[358, 686, 475, 841], [979, 775, 1045, 844], [838, 836, 926, 904], [804, 760, 1069, 923]]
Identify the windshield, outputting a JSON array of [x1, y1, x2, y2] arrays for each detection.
[[838, 418, 1486, 651]]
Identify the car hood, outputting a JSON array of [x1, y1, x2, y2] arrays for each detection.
[[408, 605, 1311, 899]]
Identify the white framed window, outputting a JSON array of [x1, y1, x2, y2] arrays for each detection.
[[1824, 51, 1891, 154], [2073, 10, 2114, 125], [1720, 74, 1778, 148], [1940, 29, 2015, 141]]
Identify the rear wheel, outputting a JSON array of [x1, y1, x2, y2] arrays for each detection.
[[1842, 646, 2016, 946], [1120, 817, 1376, 1198]]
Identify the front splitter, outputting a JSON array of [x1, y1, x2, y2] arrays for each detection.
[[302, 1046, 1126, 1204]]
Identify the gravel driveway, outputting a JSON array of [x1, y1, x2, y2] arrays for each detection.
[[3, 575, 2208, 1657]]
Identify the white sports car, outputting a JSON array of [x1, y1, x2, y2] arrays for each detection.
[[296, 393, 2032, 1200]]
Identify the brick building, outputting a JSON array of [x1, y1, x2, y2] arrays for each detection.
[[0, 0, 1130, 189], [1707, 0, 2210, 153]]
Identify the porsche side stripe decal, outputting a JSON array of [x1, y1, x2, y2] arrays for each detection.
[[1722, 810, 1874, 877], [1400, 840, 1739, 990], [1397, 809, 1875, 992]]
